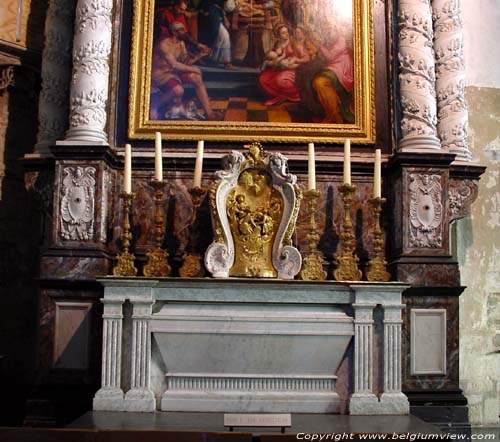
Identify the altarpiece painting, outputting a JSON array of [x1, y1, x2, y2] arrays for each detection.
[[128, 0, 375, 143]]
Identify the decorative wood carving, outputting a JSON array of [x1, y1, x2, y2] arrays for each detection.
[[408, 173, 443, 248], [59, 166, 96, 241]]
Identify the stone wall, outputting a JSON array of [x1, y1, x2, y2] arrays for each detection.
[[458, 1, 500, 426]]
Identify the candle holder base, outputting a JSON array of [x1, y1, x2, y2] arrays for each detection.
[[143, 248, 171, 277], [366, 256, 391, 282], [366, 197, 390, 282], [112, 192, 137, 277], [300, 252, 327, 281], [333, 253, 362, 281], [179, 253, 205, 278], [113, 251, 138, 277], [333, 183, 362, 282]]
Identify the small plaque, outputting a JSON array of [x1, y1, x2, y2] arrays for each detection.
[[224, 413, 292, 428]]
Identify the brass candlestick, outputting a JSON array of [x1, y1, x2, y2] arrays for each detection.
[[143, 179, 171, 277], [300, 189, 326, 280], [366, 197, 391, 282], [179, 186, 208, 278], [113, 192, 138, 277], [333, 183, 362, 281]]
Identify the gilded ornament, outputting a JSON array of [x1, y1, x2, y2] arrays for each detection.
[[366, 197, 390, 282], [113, 192, 138, 277]]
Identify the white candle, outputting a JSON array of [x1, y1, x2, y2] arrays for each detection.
[[124, 143, 132, 194], [155, 132, 163, 181], [193, 140, 204, 188], [307, 143, 316, 190], [343, 138, 351, 185], [374, 148, 381, 198]]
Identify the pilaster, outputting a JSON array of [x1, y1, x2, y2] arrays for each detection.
[[93, 296, 125, 411], [124, 296, 156, 412]]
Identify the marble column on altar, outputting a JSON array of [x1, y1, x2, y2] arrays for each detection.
[[432, 0, 472, 161], [35, 0, 76, 152], [397, 0, 441, 151], [93, 296, 125, 411], [62, 0, 113, 144]]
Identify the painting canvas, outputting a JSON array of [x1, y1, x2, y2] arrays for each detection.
[[129, 0, 375, 143]]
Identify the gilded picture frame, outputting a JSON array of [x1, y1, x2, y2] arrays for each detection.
[[128, 0, 375, 143]]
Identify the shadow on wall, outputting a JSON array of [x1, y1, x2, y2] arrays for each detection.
[[0, 0, 47, 426]]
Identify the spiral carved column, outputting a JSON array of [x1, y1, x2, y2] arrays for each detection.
[[432, 0, 472, 161], [64, 0, 113, 144], [398, 0, 441, 151], [36, 0, 76, 152]]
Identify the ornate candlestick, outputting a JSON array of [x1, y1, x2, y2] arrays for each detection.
[[179, 186, 208, 278], [366, 197, 391, 282], [333, 183, 362, 281], [113, 192, 138, 276], [300, 189, 326, 280], [143, 179, 171, 277]]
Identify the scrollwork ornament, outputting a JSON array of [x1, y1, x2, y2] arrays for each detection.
[[449, 179, 478, 221], [59, 166, 96, 241]]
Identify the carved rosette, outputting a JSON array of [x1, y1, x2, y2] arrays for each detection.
[[398, 0, 441, 150], [408, 173, 444, 248], [432, 0, 472, 161], [36, 0, 76, 151], [59, 166, 96, 241], [205, 144, 302, 279], [66, 0, 113, 143], [449, 178, 478, 221]]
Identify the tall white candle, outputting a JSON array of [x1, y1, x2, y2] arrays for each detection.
[[307, 143, 316, 190], [193, 140, 204, 188], [343, 138, 351, 185], [124, 143, 132, 194], [374, 148, 381, 198], [155, 132, 163, 181]]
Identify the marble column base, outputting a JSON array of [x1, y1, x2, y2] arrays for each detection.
[[349, 392, 410, 415], [124, 388, 156, 412], [161, 390, 341, 413], [379, 392, 410, 415], [93, 387, 125, 411], [398, 134, 441, 152]]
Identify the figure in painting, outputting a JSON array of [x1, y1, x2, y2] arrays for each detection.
[[258, 24, 312, 106], [150, 21, 218, 120], [198, 0, 236, 69], [296, 22, 355, 123]]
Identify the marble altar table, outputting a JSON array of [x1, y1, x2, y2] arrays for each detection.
[[93, 278, 410, 415]]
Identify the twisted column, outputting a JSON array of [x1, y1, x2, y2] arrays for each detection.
[[35, 0, 75, 152], [64, 0, 113, 144], [432, 0, 472, 161], [124, 297, 156, 411], [398, 0, 441, 150], [93, 296, 125, 411]]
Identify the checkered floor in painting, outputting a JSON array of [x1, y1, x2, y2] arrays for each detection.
[[211, 97, 295, 122]]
